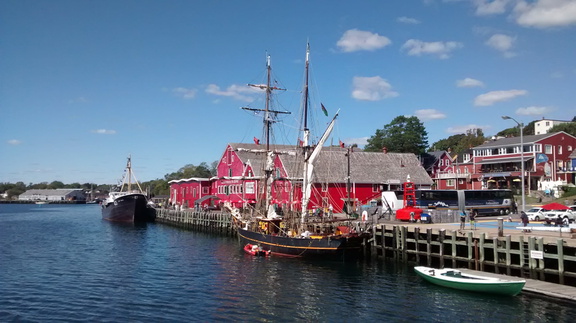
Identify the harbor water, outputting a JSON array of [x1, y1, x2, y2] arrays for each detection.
[[1, 204, 575, 322]]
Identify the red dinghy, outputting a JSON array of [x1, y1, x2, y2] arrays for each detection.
[[244, 244, 271, 257]]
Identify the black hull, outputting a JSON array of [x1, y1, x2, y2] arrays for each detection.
[[237, 228, 367, 260], [101, 194, 156, 223]]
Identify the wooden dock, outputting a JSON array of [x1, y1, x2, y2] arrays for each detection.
[[155, 209, 236, 236], [459, 269, 576, 301]]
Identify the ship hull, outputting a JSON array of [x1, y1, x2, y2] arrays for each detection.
[[101, 193, 155, 223], [237, 227, 367, 260]]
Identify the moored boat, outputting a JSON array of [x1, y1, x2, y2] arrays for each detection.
[[227, 44, 370, 260], [243, 244, 271, 257], [101, 156, 156, 223], [414, 266, 526, 296]]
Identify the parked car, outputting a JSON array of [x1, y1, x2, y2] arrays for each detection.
[[525, 207, 546, 221], [544, 209, 576, 225]]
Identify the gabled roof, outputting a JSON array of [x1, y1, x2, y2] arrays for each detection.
[[473, 132, 575, 149], [314, 150, 433, 185], [227, 143, 432, 185]]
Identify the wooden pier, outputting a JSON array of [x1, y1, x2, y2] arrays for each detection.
[[155, 209, 236, 236], [370, 224, 576, 287]]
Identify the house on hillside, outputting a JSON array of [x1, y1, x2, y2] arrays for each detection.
[[420, 150, 469, 190], [534, 118, 571, 135], [18, 189, 86, 202], [471, 131, 576, 192]]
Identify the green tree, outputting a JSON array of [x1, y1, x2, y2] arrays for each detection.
[[364, 116, 428, 154], [430, 128, 486, 155], [48, 181, 65, 189], [549, 122, 576, 137], [497, 120, 536, 137]]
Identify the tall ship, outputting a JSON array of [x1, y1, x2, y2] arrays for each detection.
[[101, 156, 156, 223], [228, 44, 370, 260]]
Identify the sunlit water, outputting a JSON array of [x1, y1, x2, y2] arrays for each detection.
[[1, 204, 574, 322]]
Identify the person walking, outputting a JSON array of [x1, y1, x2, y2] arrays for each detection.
[[469, 209, 477, 230], [459, 209, 466, 231], [520, 211, 529, 227]]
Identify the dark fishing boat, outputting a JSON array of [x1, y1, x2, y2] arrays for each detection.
[[229, 44, 370, 260], [101, 156, 156, 223]]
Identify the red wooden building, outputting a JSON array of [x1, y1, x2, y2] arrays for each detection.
[[169, 143, 433, 213]]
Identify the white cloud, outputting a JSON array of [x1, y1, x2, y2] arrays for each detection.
[[336, 29, 392, 52], [172, 87, 197, 99], [514, 0, 576, 28], [456, 78, 485, 87], [344, 137, 369, 147], [414, 109, 447, 121], [205, 84, 257, 102], [516, 106, 553, 116], [7, 139, 22, 145], [92, 129, 116, 135], [401, 39, 463, 59], [397, 16, 421, 24], [351, 76, 398, 101], [474, 89, 528, 106], [446, 124, 491, 134], [473, 0, 512, 15], [485, 34, 516, 57]]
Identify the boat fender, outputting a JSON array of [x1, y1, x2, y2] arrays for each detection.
[[114, 200, 118, 206]]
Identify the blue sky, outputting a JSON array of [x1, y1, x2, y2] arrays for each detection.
[[1, 0, 575, 185]]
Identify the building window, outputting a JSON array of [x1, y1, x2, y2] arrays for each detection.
[[534, 144, 542, 152], [193, 188, 197, 197], [558, 145, 562, 154], [322, 183, 328, 192], [545, 144, 552, 154], [202, 187, 209, 194], [568, 145, 573, 151], [372, 184, 379, 192], [446, 179, 455, 187], [228, 168, 233, 177]]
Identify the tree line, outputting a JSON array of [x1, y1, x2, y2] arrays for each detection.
[[0, 161, 218, 200]]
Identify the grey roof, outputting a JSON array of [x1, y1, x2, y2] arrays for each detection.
[[228, 143, 432, 185], [473, 132, 572, 149], [314, 150, 433, 185], [20, 189, 83, 196]]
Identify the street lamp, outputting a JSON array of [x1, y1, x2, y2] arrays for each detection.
[[502, 115, 525, 213]]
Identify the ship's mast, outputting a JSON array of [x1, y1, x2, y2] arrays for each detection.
[[300, 44, 311, 217], [243, 54, 289, 213]]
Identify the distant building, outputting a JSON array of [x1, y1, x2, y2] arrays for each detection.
[[534, 118, 571, 135], [18, 189, 86, 202]]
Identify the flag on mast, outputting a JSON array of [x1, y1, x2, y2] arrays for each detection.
[[321, 103, 328, 116]]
